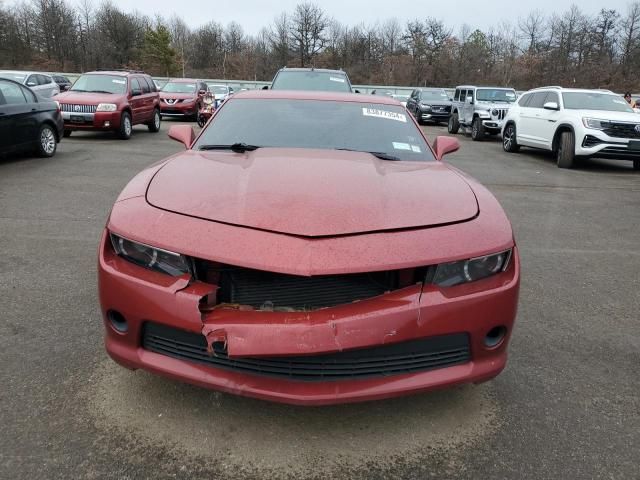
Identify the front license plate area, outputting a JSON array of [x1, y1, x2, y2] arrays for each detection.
[[70, 115, 84, 123], [628, 140, 640, 150]]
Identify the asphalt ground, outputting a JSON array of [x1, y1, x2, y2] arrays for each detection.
[[1, 120, 638, 479]]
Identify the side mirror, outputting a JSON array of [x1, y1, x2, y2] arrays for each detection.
[[466, 96, 474, 105], [543, 101, 559, 111], [262, 85, 269, 90], [354, 89, 360, 94], [131, 88, 142, 96], [432, 136, 460, 161], [27, 81, 37, 87], [168, 125, 195, 149], [198, 89, 206, 96]]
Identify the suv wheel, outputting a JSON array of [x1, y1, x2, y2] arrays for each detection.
[[118, 111, 132, 140], [471, 117, 484, 141], [448, 113, 459, 134], [557, 131, 576, 168], [147, 109, 161, 133], [37, 124, 57, 157], [503, 123, 520, 153]]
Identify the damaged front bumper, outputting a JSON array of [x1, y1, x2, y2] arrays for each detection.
[[98, 230, 520, 405]]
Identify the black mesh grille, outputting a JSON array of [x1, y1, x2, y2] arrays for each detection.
[[602, 122, 640, 139], [212, 266, 403, 310], [582, 135, 603, 147], [142, 322, 471, 382]]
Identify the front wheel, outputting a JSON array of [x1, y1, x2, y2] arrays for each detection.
[[556, 131, 576, 168], [118, 111, 132, 140], [471, 117, 485, 141], [448, 113, 459, 134], [147, 109, 161, 133], [37, 124, 57, 157], [197, 114, 206, 128], [502, 123, 520, 153]]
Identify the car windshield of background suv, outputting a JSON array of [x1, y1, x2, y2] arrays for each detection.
[[194, 98, 434, 162], [209, 86, 229, 95], [0, 73, 27, 83], [71, 74, 126, 94], [422, 90, 449, 100], [562, 92, 635, 112], [162, 82, 197, 94], [476, 89, 517, 103], [271, 72, 351, 92]]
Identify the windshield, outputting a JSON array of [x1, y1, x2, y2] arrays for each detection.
[[562, 92, 634, 112], [476, 89, 517, 103], [0, 72, 26, 83], [422, 90, 449, 100], [271, 71, 351, 92], [71, 74, 126, 94], [194, 99, 433, 161], [208, 85, 229, 94], [162, 82, 197, 94]]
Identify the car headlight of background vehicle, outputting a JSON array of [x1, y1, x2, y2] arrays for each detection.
[[96, 103, 117, 112], [109, 233, 192, 276], [582, 118, 610, 130], [433, 250, 512, 287], [420, 103, 432, 111]]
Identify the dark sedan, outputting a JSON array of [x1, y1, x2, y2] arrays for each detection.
[[0, 78, 64, 157], [407, 88, 453, 125]]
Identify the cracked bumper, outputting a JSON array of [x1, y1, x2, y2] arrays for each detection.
[[98, 231, 520, 405]]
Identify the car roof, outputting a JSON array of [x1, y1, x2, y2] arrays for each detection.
[[84, 71, 133, 76], [529, 87, 616, 94], [0, 70, 37, 75], [167, 78, 201, 83], [276, 68, 347, 74], [230, 90, 400, 105], [456, 85, 515, 90]]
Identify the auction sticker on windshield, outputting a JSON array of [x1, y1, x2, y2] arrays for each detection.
[[330, 77, 346, 83], [362, 108, 407, 123], [112, 79, 126, 84]]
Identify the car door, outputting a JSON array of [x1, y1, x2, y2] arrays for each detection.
[[463, 89, 474, 124], [0, 80, 39, 150], [24, 74, 40, 95], [136, 76, 152, 121], [128, 77, 144, 124], [406, 89, 418, 116], [39, 75, 58, 97], [532, 91, 561, 150], [520, 92, 550, 147]]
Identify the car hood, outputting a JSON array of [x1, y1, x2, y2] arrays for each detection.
[[578, 110, 640, 121], [54, 91, 125, 105], [146, 148, 478, 237], [422, 100, 452, 107], [160, 92, 196, 100]]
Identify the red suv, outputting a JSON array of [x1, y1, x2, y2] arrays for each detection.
[[55, 70, 161, 139], [159, 79, 208, 120]]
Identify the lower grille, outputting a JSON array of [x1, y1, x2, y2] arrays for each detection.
[[142, 322, 471, 382], [60, 103, 97, 113], [582, 135, 603, 147], [207, 265, 406, 311], [597, 146, 640, 158], [603, 122, 640, 139]]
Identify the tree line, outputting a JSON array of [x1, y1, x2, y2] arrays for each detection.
[[2, 0, 640, 90]]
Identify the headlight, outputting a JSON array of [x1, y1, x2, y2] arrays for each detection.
[[491, 109, 499, 116], [420, 103, 432, 111], [433, 250, 511, 287], [582, 118, 609, 130], [96, 103, 117, 112], [182, 98, 196, 104], [110, 233, 192, 277]]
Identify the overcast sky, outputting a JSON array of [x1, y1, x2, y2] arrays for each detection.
[[7, 0, 633, 34]]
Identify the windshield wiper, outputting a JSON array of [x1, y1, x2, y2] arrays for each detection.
[[70, 89, 87, 92], [336, 148, 401, 161], [198, 142, 261, 153], [89, 90, 113, 94]]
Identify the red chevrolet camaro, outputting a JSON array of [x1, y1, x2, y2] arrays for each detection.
[[99, 90, 520, 405]]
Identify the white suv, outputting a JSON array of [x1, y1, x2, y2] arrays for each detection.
[[502, 87, 640, 170]]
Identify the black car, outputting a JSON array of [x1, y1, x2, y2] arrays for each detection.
[[52, 74, 72, 92], [269, 68, 355, 93], [0, 78, 64, 157], [406, 88, 453, 125]]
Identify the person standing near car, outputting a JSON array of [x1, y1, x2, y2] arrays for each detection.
[[624, 92, 636, 108]]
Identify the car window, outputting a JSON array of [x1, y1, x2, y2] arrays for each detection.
[[162, 82, 197, 93], [25, 74, 38, 87], [518, 93, 531, 106], [527, 92, 549, 109], [0, 80, 28, 105], [37, 74, 50, 85], [143, 77, 156, 92], [71, 74, 127, 94], [476, 89, 516, 103], [545, 92, 560, 105], [195, 99, 434, 161], [561, 92, 633, 112], [130, 78, 142, 93], [139, 77, 150, 94], [271, 71, 351, 92], [421, 90, 449, 100]]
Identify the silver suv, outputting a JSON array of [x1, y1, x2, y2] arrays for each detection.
[[448, 85, 517, 141], [0, 71, 60, 98]]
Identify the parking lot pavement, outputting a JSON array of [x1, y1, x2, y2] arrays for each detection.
[[1, 121, 638, 479]]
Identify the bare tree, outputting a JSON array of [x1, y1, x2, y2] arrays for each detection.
[[289, 2, 328, 67]]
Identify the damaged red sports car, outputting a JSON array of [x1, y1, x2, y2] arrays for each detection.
[[99, 90, 520, 406]]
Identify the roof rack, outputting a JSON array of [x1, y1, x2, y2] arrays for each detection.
[[96, 68, 146, 74], [532, 86, 563, 90]]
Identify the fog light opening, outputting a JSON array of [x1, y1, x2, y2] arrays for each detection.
[[107, 310, 128, 333], [104, 121, 111, 127], [484, 326, 507, 348]]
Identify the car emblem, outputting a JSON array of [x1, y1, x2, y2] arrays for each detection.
[[74, 105, 81, 112], [635, 124, 640, 133]]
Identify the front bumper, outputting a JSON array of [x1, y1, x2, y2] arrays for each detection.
[[481, 118, 505, 130], [160, 102, 197, 116], [62, 111, 121, 130], [98, 231, 520, 405], [578, 132, 640, 160], [419, 108, 450, 122]]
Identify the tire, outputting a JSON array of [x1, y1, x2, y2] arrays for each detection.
[[415, 108, 423, 125], [37, 124, 57, 157], [147, 109, 161, 132], [448, 113, 460, 134], [63, 129, 72, 138], [118, 111, 132, 140], [502, 123, 520, 153], [471, 117, 485, 141], [556, 131, 576, 168], [633, 159, 640, 171], [197, 114, 206, 128]]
